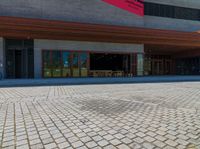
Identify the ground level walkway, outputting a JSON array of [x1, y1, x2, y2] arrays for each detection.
[[1, 76, 200, 87], [0, 82, 200, 148]]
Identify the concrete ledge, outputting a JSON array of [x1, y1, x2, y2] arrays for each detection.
[[0, 76, 200, 87]]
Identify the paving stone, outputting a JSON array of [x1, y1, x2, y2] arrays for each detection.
[[55, 137, 67, 144], [77, 146, 88, 149], [143, 142, 155, 149], [42, 137, 54, 145], [92, 135, 103, 142], [110, 139, 122, 146], [72, 141, 84, 148], [97, 139, 109, 147], [58, 142, 70, 149], [117, 144, 130, 149], [86, 141, 98, 148], [30, 143, 44, 149], [176, 139, 190, 146], [153, 140, 166, 148], [146, 132, 157, 137], [103, 134, 114, 141], [16, 144, 29, 149], [44, 143, 57, 149], [67, 136, 79, 143], [103, 145, 117, 149], [121, 138, 132, 144], [114, 133, 125, 139], [136, 132, 146, 137], [155, 135, 167, 142], [165, 139, 178, 147], [144, 136, 156, 142], [0, 83, 200, 149], [133, 137, 145, 144]]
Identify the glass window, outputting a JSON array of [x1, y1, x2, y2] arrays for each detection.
[[62, 52, 71, 77], [52, 51, 62, 77], [43, 51, 51, 67], [52, 51, 61, 68], [72, 53, 80, 77], [137, 54, 144, 76], [42, 50, 90, 78], [43, 51, 52, 78], [80, 53, 88, 77], [144, 2, 200, 21]]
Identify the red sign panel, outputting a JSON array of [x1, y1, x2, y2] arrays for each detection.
[[102, 0, 144, 16]]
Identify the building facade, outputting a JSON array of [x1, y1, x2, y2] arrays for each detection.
[[0, 0, 200, 79]]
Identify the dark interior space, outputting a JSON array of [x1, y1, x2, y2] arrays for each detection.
[[5, 39, 34, 79], [15, 50, 22, 78], [90, 53, 130, 71]]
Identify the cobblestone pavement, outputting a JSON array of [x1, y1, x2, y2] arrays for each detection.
[[0, 82, 200, 149]]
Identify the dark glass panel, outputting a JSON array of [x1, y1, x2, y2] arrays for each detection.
[[43, 51, 51, 68], [43, 69, 52, 78], [52, 51, 61, 77], [144, 2, 200, 21], [43, 51, 52, 78], [52, 51, 61, 68], [80, 53, 88, 77], [52, 68, 62, 77], [72, 53, 79, 77], [62, 52, 71, 77]]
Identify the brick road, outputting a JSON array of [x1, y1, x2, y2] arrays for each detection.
[[0, 82, 200, 149]]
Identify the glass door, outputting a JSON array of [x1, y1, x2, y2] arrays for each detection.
[[152, 60, 163, 75], [164, 60, 172, 75]]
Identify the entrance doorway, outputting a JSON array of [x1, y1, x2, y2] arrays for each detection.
[[152, 60, 163, 75], [89, 53, 136, 77], [5, 39, 34, 79], [144, 54, 173, 75]]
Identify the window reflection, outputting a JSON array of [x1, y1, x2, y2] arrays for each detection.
[[137, 54, 144, 76], [62, 52, 71, 77], [52, 51, 62, 77], [43, 51, 51, 78], [72, 53, 79, 77], [80, 53, 88, 77]]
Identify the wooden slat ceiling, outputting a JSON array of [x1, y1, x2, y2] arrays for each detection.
[[0, 16, 200, 47]]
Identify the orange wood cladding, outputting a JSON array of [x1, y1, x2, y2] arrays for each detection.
[[1, 16, 200, 47]]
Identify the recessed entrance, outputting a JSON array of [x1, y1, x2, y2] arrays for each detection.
[[144, 44, 200, 75], [90, 53, 133, 77], [5, 39, 34, 79]]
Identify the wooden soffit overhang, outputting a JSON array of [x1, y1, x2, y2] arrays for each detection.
[[0, 16, 200, 47]]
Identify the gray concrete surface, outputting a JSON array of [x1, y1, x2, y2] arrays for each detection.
[[0, 82, 200, 149], [0, 0, 200, 31]]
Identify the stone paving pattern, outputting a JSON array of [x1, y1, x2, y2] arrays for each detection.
[[0, 82, 200, 149]]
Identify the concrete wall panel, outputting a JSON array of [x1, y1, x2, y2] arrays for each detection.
[[0, 0, 143, 27]]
